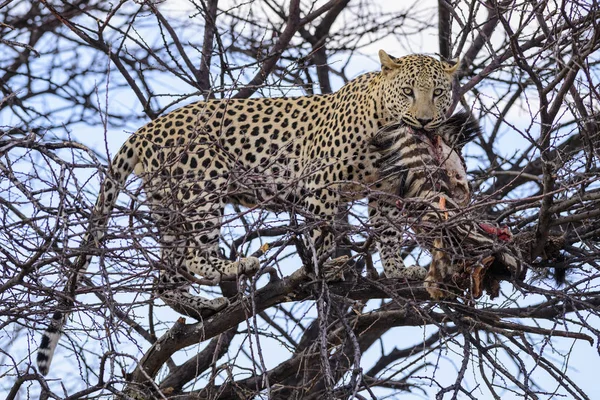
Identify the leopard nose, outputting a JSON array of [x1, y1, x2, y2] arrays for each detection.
[[417, 118, 432, 127]]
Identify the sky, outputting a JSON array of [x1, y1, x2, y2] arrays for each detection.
[[2, 1, 599, 399]]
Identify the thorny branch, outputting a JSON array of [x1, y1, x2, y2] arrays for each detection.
[[1, 1, 600, 399]]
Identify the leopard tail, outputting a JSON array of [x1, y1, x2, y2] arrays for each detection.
[[37, 138, 138, 375]]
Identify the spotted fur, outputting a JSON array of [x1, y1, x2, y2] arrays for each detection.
[[37, 51, 460, 375]]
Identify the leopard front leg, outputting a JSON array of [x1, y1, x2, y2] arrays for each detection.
[[302, 190, 351, 281], [369, 198, 427, 281]]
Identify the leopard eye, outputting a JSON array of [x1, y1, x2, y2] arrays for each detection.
[[433, 88, 444, 97], [402, 87, 414, 96]]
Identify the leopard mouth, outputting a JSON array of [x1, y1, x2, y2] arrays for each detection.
[[420, 121, 440, 132], [401, 117, 437, 132]]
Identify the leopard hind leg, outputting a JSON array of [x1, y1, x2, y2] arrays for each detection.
[[154, 190, 259, 319]]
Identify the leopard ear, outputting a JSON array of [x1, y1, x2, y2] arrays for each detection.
[[379, 50, 399, 73], [443, 58, 460, 75]]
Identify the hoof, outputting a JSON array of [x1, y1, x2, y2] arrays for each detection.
[[424, 277, 456, 300], [424, 278, 445, 299]]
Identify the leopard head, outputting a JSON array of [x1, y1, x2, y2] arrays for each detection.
[[378, 50, 459, 131]]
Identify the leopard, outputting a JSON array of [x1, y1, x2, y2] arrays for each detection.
[[37, 50, 461, 375]]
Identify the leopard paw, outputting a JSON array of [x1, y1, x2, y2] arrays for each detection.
[[323, 255, 352, 282], [236, 257, 260, 276], [204, 296, 229, 312]]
